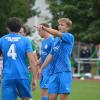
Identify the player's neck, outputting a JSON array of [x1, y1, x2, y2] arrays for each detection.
[[7, 29, 15, 34]]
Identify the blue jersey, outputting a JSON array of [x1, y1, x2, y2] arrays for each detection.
[[41, 35, 54, 75], [0, 33, 33, 80], [50, 32, 74, 74]]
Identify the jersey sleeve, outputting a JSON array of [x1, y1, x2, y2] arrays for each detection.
[[49, 48, 55, 56], [49, 37, 55, 56], [26, 38, 33, 53], [61, 32, 74, 44], [51, 38, 54, 48]]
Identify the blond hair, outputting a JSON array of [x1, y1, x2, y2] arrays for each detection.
[[58, 18, 72, 28]]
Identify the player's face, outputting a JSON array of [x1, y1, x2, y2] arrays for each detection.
[[19, 28, 26, 36], [38, 29, 45, 38], [58, 21, 69, 32]]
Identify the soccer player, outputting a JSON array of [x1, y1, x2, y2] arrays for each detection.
[[19, 26, 37, 54], [0, 17, 37, 100], [36, 23, 54, 100], [37, 18, 74, 100], [19, 25, 38, 100]]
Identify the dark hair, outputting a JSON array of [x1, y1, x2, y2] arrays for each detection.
[[22, 25, 31, 36], [6, 17, 22, 33], [21, 25, 27, 33], [40, 23, 49, 28]]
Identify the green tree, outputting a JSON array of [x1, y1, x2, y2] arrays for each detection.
[[46, 0, 100, 44], [0, 0, 36, 36]]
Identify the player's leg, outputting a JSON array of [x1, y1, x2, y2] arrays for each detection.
[[59, 72, 72, 100], [41, 89, 48, 100], [40, 74, 49, 100], [28, 71, 34, 100], [49, 94, 58, 100], [1, 79, 17, 100], [48, 74, 59, 100], [60, 94, 68, 100], [15, 79, 32, 100]]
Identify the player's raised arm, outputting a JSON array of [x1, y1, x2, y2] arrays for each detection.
[[42, 26, 62, 37], [34, 25, 62, 37]]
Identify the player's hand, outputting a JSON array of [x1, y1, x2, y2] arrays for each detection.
[[37, 68, 42, 79], [38, 68, 42, 76], [33, 25, 43, 30], [35, 60, 40, 66], [32, 79, 37, 91]]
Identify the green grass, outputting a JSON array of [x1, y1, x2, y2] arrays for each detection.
[[33, 80, 100, 100], [69, 80, 100, 100], [0, 79, 100, 100]]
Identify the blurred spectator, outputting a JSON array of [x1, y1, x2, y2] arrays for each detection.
[[71, 57, 77, 74], [80, 44, 91, 74], [94, 44, 100, 79], [32, 30, 42, 54]]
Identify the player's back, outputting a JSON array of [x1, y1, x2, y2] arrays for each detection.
[[0, 33, 32, 80]]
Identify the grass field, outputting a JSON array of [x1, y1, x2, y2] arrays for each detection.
[[32, 79, 100, 100], [0, 79, 100, 100]]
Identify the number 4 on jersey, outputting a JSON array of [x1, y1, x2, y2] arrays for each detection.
[[7, 44, 17, 60]]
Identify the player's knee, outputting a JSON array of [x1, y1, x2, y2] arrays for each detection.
[[41, 89, 48, 96], [60, 94, 68, 100], [49, 94, 57, 100]]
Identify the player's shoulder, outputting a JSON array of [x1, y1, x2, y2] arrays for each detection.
[[19, 35, 29, 40], [49, 35, 55, 41], [64, 32, 74, 36], [0, 34, 9, 40], [50, 35, 54, 39], [69, 32, 74, 38], [23, 37, 32, 44], [63, 32, 74, 39]]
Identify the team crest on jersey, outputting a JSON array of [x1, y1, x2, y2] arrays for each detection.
[[44, 44, 48, 49]]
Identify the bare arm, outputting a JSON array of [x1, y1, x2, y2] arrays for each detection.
[[36, 58, 41, 65], [33, 52, 38, 61], [27, 52, 38, 84], [42, 26, 62, 37], [34, 25, 62, 37], [41, 54, 53, 71]]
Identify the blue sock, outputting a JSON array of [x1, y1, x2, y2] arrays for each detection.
[[42, 96, 49, 100]]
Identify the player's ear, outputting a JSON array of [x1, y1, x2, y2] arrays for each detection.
[[6, 27, 10, 32]]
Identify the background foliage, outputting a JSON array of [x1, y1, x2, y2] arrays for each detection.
[[46, 0, 100, 44], [0, 0, 37, 36]]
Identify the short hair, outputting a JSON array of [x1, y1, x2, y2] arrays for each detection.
[[40, 23, 49, 28], [21, 25, 27, 33], [6, 17, 22, 33], [58, 18, 72, 28], [20, 25, 31, 36]]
